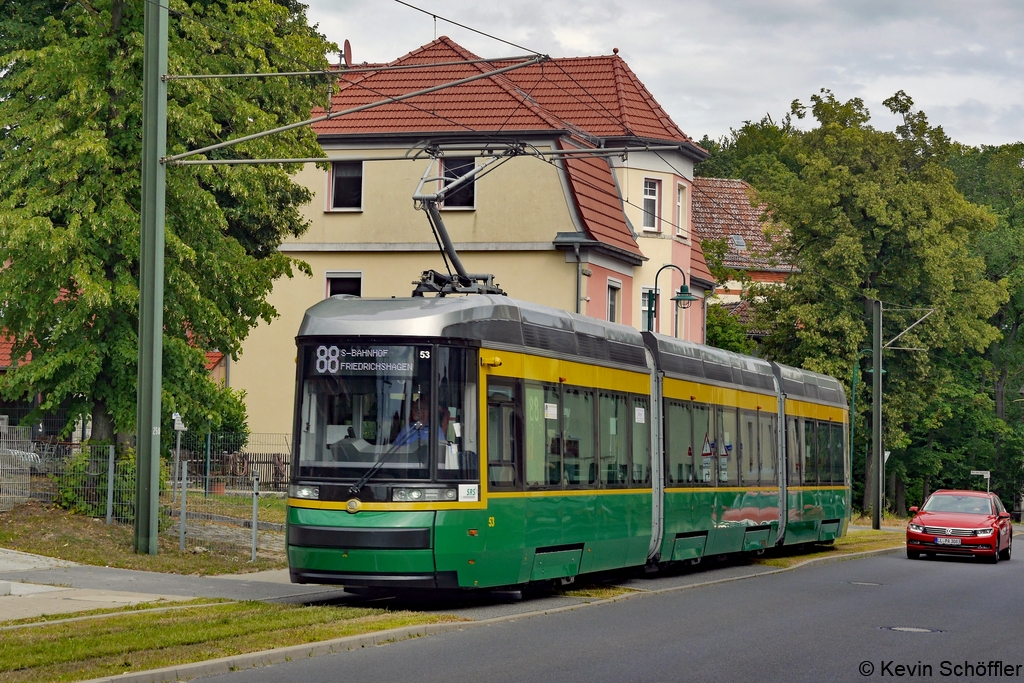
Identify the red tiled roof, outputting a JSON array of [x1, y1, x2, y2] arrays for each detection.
[[691, 178, 793, 272], [205, 351, 225, 371], [498, 56, 693, 145], [689, 236, 716, 287], [314, 37, 565, 136], [558, 139, 642, 257], [314, 37, 695, 145], [0, 338, 13, 369]]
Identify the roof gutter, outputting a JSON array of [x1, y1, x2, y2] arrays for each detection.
[[553, 232, 646, 267]]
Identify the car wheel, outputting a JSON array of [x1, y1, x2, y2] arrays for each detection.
[[999, 538, 1011, 561], [907, 549, 920, 560], [986, 549, 1000, 564]]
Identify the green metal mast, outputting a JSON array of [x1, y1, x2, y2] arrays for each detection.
[[871, 299, 883, 531], [135, 0, 168, 554]]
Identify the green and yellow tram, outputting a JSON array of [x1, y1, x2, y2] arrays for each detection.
[[287, 295, 849, 589]]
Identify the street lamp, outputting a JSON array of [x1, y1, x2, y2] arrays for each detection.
[[647, 264, 699, 335]]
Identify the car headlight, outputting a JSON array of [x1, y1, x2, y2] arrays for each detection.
[[975, 527, 995, 537], [392, 487, 459, 502], [908, 523, 924, 532], [288, 484, 319, 500]]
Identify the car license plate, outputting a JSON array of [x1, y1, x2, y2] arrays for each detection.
[[935, 537, 961, 545]]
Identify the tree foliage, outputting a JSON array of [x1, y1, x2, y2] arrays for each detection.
[[705, 304, 756, 355], [699, 90, 1013, 511], [0, 0, 334, 441]]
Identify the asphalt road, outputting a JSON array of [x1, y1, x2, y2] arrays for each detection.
[[196, 552, 1024, 683]]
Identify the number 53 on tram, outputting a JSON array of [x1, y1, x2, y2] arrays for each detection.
[[288, 295, 850, 589]]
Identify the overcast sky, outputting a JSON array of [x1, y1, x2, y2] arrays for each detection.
[[304, 0, 1024, 148]]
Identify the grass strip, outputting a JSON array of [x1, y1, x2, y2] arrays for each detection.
[[560, 586, 639, 600], [0, 501, 285, 574], [755, 530, 905, 569], [0, 599, 232, 631], [0, 601, 463, 683]]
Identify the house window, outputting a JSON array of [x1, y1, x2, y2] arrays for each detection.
[[676, 184, 688, 238], [326, 272, 361, 298], [330, 161, 362, 210], [641, 286, 656, 331], [442, 157, 476, 208], [642, 179, 660, 230], [607, 280, 621, 323]]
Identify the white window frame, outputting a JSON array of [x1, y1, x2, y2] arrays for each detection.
[[440, 157, 477, 210], [327, 160, 364, 212], [676, 183, 689, 238], [642, 178, 660, 231], [325, 270, 363, 298], [607, 278, 622, 323]]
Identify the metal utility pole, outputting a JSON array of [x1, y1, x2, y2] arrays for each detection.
[[135, 0, 168, 554], [872, 299, 883, 531]]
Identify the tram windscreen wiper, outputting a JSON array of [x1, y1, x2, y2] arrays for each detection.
[[348, 422, 421, 496]]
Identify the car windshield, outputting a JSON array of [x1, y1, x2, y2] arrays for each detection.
[[922, 495, 992, 515], [296, 343, 477, 482]]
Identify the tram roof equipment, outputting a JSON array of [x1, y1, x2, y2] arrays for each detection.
[[298, 295, 650, 371]]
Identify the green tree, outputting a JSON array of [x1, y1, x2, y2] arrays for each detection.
[[743, 90, 1006, 511], [705, 304, 756, 355], [946, 142, 1024, 506], [0, 0, 333, 442]]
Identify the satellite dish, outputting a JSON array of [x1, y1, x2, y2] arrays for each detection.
[[343, 39, 352, 68]]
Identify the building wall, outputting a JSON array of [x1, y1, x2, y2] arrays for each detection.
[[292, 144, 573, 247], [584, 262, 635, 325], [611, 151, 702, 342]]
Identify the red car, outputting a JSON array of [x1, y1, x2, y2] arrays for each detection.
[[906, 489, 1013, 563]]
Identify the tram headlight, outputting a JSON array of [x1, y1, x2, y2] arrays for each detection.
[[392, 487, 459, 502], [289, 484, 319, 500]]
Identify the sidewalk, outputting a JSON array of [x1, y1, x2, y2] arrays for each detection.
[[0, 548, 348, 621]]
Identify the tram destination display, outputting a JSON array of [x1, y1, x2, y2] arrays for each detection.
[[310, 345, 426, 376]]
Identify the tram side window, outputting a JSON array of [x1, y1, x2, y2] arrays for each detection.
[[801, 419, 816, 485], [787, 416, 800, 484], [525, 383, 561, 487], [759, 412, 777, 485], [718, 407, 738, 484], [600, 392, 630, 487], [693, 404, 713, 484], [816, 421, 831, 485], [487, 381, 520, 489], [631, 396, 651, 485], [830, 423, 844, 484], [740, 409, 758, 486], [665, 400, 693, 484], [436, 346, 478, 481], [563, 388, 596, 487]]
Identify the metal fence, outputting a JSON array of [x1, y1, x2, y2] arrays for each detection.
[[2, 435, 290, 560]]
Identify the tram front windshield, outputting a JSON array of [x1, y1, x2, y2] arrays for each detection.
[[297, 344, 477, 482]]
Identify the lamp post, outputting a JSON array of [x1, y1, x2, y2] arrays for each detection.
[[648, 264, 699, 335]]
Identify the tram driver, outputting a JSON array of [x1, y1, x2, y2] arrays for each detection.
[[392, 395, 446, 448]]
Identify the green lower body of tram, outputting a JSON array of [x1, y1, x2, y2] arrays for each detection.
[[288, 488, 849, 589]]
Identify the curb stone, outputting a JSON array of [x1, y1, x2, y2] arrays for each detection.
[[76, 545, 904, 683]]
